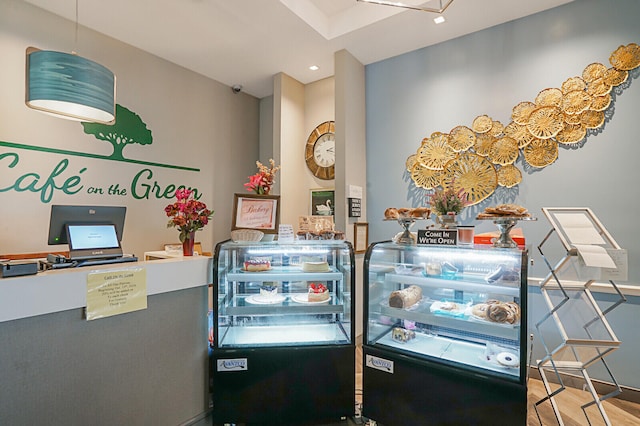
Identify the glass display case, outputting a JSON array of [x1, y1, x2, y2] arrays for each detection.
[[210, 240, 355, 424], [362, 241, 528, 425]]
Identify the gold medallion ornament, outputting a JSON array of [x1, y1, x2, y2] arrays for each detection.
[[497, 164, 523, 188], [449, 125, 476, 152], [580, 110, 605, 129], [511, 101, 536, 125], [582, 62, 607, 83], [440, 153, 497, 206], [405, 154, 417, 172], [535, 88, 563, 107], [472, 115, 493, 134], [416, 133, 456, 170], [561, 76, 586, 94], [586, 77, 612, 97], [590, 94, 612, 112], [564, 112, 582, 125], [411, 162, 442, 189], [609, 43, 640, 71], [504, 121, 536, 149], [555, 123, 587, 145], [489, 120, 505, 137], [527, 106, 564, 139], [473, 132, 496, 157], [523, 139, 558, 168], [489, 137, 519, 165], [562, 90, 592, 115], [604, 67, 628, 87]]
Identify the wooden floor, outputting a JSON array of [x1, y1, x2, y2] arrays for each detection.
[[355, 346, 640, 426]]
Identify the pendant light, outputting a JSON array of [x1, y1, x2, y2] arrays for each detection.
[[25, 1, 116, 124]]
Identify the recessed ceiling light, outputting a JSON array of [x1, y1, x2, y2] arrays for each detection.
[[309, 65, 319, 71], [434, 16, 446, 24]]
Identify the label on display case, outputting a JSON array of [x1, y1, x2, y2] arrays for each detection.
[[417, 229, 457, 246], [217, 358, 248, 372], [365, 354, 394, 374]]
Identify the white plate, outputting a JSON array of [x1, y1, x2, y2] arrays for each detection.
[[245, 295, 285, 305], [291, 294, 330, 304]]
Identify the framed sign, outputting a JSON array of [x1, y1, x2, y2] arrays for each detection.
[[232, 193, 280, 234], [354, 222, 369, 254], [310, 189, 335, 216]]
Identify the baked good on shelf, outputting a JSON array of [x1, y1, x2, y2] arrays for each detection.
[[397, 208, 411, 218], [439, 301, 458, 311], [384, 208, 399, 220], [486, 301, 520, 324], [388, 285, 422, 309], [477, 203, 530, 219], [302, 261, 330, 272], [410, 207, 431, 218], [471, 303, 490, 318], [308, 282, 329, 302], [243, 259, 271, 272], [392, 327, 416, 343], [259, 284, 278, 300]]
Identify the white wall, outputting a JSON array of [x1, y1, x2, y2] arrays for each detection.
[[0, 0, 260, 258]]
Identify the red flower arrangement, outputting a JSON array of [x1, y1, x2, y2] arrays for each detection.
[[165, 188, 214, 242], [244, 159, 281, 195]]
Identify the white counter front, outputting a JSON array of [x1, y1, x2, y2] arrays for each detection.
[[0, 256, 212, 323]]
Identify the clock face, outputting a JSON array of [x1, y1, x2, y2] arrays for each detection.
[[305, 121, 335, 180], [313, 133, 335, 167]]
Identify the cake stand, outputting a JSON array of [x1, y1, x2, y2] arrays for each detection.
[[385, 218, 427, 245], [477, 216, 537, 248]]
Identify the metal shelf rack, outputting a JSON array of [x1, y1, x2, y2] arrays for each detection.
[[534, 207, 627, 426]]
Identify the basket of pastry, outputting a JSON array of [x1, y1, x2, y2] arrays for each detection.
[[476, 203, 530, 219]]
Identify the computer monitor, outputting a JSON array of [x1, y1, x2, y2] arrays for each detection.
[[47, 205, 127, 245], [66, 223, 123, 260]]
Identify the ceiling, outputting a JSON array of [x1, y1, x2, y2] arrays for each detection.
[[22, 0, 574, 99]]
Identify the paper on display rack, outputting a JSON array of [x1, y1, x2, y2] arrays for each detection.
[[572, 244, 616, 268], [555, 213, 606, 245], [574, 246, 628, 282]]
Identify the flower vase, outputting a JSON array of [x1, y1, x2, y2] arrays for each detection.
[[436, 214, 458, 229], [182, 232, 196, 256]]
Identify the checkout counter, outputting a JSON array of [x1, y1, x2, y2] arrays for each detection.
[[0, 255, 212, 425]]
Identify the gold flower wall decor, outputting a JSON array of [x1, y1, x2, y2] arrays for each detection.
[[407, 42, 640, 205]]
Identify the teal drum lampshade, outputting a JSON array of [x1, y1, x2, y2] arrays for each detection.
[[25, 47, 116, 124]]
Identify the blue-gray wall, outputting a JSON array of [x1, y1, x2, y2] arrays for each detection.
[[365, 0, 640, 389]]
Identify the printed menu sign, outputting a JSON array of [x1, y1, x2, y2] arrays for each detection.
[[86, 268, 147, 320]]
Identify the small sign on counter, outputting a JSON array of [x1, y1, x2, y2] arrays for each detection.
[[86, 267, 147, 320], [417, 229, 457, 246]]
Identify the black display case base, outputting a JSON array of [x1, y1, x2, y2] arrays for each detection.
[[362, 346, 526, 426], [211, 345, 355, 425]]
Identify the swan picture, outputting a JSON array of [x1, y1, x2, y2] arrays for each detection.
[[315, 200, 332, 215]]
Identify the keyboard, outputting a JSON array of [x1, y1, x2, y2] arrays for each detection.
[[74, 256, 138, 268]]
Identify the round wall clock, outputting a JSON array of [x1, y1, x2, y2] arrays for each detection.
[[305, 120, 335, 180]]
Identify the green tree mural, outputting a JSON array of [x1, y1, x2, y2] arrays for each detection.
[[82, 104, 152, 159]]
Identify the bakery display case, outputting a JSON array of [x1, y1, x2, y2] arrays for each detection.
[[362, 241, 528, 425], [210, 240, 355, 425]]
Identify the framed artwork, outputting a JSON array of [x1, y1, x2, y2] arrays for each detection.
[[354, 222, 369, 254], [232, 193, 280, 234], [310, 189, 335, 216]]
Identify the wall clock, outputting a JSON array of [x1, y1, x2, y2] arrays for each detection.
[[305, 120, 335, 180]]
